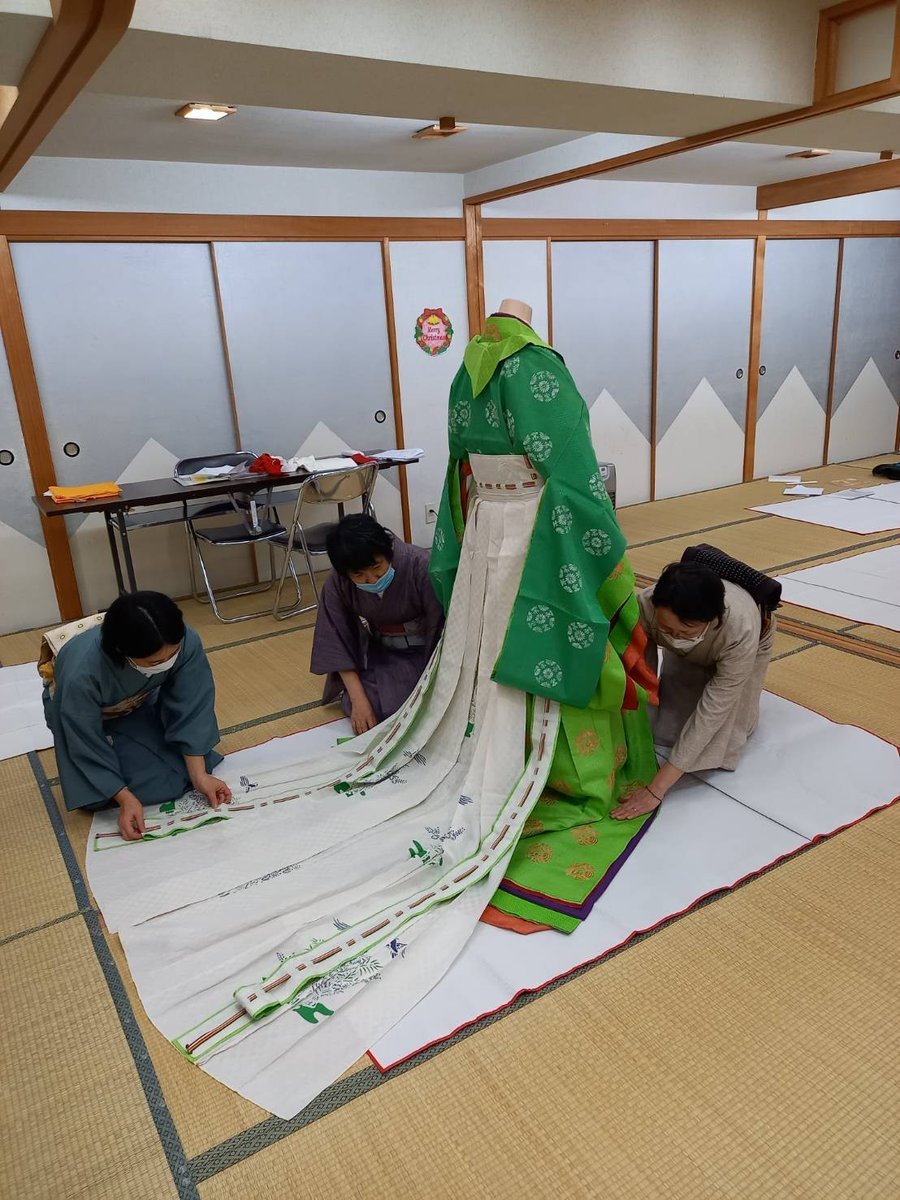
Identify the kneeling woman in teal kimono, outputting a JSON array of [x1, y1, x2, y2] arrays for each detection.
[[42, 591, 231, 841]]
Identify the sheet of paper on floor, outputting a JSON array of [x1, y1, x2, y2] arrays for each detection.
[[370, 693, 899, 1069], [0, 662, 53, 761], [777, 545, 900, 632], [752, 480, 900, 533], [88, 693, 899, 1116]]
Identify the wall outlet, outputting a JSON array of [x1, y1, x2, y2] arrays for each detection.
[[424, 504, 438, 525]]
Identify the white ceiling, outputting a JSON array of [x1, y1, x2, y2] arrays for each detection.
[[37, 95, 589, 172], [600, 139, 886, 187]]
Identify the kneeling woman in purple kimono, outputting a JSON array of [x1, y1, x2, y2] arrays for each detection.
[[310, 515, 445, 735]]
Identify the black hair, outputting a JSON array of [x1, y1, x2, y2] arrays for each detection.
[[101, 591, 185, 665], [652, 562, 725, 625], [325, 514, 394, 575]]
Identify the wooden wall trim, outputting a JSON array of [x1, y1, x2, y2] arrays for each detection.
[[823, 238, 845, 464], [464, 204, 485, 336], [743, 235, 767, 481], [380, 239, 412, 542], [757, 157, 900, 210], [0, 0, 135, 191], [482, 219, 900, 239], [207, 243, 242, 451], [545, 238, 554, 345], [0, 235, 82, 618], [649, 241, 660, 502], [0, 212, 466, 242], [2, 214, 896, 244], [815, 0, 899, 102]]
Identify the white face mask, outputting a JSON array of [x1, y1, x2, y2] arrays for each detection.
[[128, 645, 181, 677], [667, 625, 709, 652]]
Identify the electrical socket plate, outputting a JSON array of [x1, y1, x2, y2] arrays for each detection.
[[424, 504, 438, 524]]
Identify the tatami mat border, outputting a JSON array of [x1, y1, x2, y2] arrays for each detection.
[[26, 750, 201, 1200]]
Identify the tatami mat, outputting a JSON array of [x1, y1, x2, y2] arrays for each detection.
[[1, 452, 898, 1199], [0, 920, 179, 1200], [767, 644, 899, 743], [0, 777, 77, 942], [197, 808, 900, 1200]]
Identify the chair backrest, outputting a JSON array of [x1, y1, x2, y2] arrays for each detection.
[[175, 450, 257, 476], [306, 464, 378, 506]]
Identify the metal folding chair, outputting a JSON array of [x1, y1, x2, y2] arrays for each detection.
[[181, 452, 302, 623], [270, 463, 379, 620]]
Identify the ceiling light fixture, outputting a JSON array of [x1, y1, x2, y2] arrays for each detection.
[[175, 102, 236, 121], [784, 148, 831, 159], [412, 116, 466, 140]]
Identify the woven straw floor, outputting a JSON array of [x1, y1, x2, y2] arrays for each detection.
[[1, 453, 898, 1199]]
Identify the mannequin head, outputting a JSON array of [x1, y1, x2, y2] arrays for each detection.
[[496, 298, 533, 325]]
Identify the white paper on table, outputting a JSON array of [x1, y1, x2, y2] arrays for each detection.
[[784, 484, 824, 496], [370, 449, 424, 463], [768, 475, 801, 484], [0, 662, 53, 761]]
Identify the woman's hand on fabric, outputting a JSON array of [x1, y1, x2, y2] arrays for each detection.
[[351, 697, 378, 737], [115, 791, 146, 840], [611, 787, 661, 821], [193, 774, 233, 810]]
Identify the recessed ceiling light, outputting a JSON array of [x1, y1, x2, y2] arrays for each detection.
[[784, 148, 831, 159], [412, 116, 466, 140], [175, 102, 236, 121]]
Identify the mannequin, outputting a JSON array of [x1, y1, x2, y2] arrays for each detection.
[[495, 297, 534, 326]]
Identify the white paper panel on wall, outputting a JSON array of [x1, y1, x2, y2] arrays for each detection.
[[656, 241, 754, 499], [387, 241, 466, 546], [754, 240, 838, 478], [482, 241, 549, 340], [11, 243, 238, 613], [828, 238, 900, 464], [214, 242, 403, 535], [0, 340, 60, 635], [551, 242, 654, 506]]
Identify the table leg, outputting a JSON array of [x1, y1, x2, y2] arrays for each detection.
[[116, 510, 138, 592], [105, 511, 127, 594]]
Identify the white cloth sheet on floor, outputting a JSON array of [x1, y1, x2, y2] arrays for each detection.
[[752, 481, 900, 533], [0, 662, 52, 762], [777, 545, 900, 632], [370, 692, 899, 1069], [87, 689, 899, 1116], [89, 454, 563, 1119]]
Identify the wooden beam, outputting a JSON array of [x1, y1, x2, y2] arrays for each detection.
[[649, 241, 659, 502], [464, 204, 485, 336], [380, 239, 412, 543], [743, 235, 767, 481], [0, 0, 135, 191], [545, 238, 554, 345], [466, 65, 900, 208], [823, 239, 845, 465], [0, 236, 82, 619], [0, 212, 466, 242], [757, 157, 900, 211], [482, 218, 900, 240]]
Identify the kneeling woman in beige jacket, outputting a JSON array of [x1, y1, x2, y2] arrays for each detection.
[[612, 561, 774, 820]]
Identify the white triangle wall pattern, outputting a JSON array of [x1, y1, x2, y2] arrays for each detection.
[[0, 521, 60, 634], [656, 378, 744, 500], [71, 437, 248, 613], [828, 358, 898, 464], [754, 366, 826, 478], [589, 389, 651, 507]]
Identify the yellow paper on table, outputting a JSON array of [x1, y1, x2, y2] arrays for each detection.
[[47, 481, 122, 503]]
